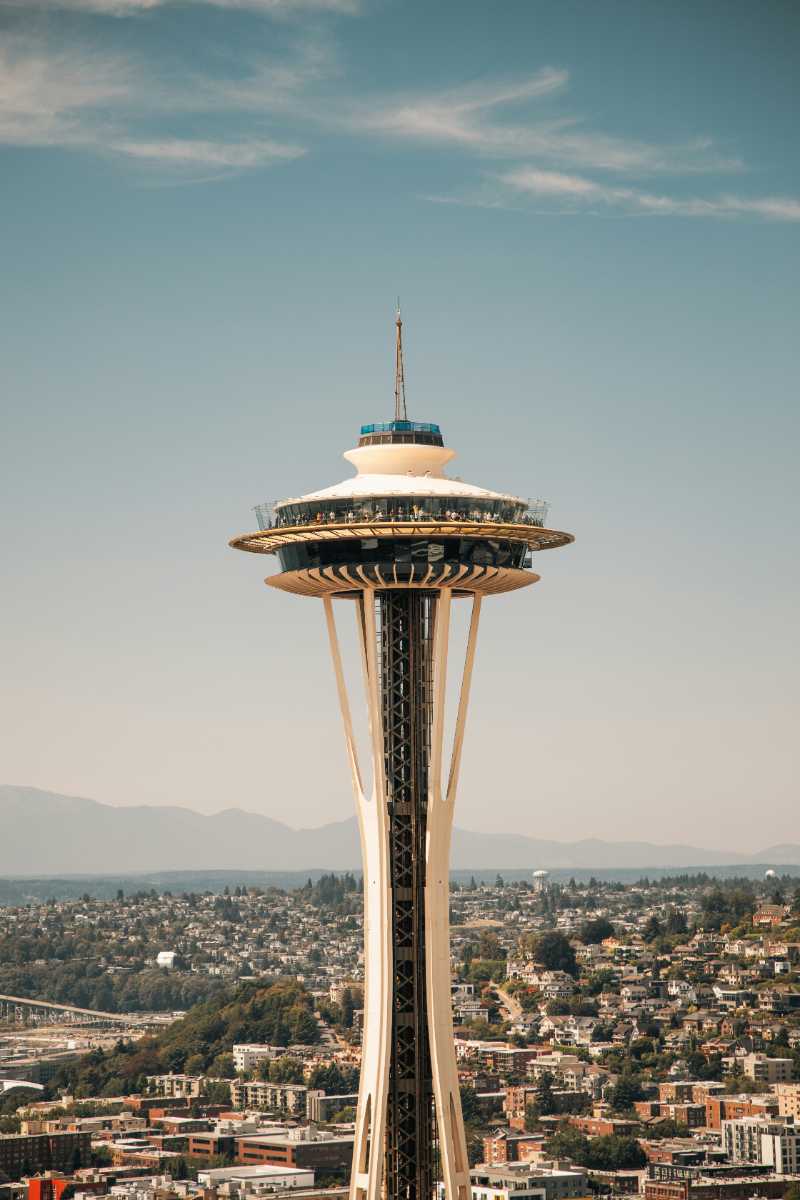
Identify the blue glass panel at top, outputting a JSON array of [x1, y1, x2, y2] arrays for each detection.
[[359, 420, 441, 435]]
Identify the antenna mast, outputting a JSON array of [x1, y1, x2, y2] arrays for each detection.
[[394, 303, 407, 421]]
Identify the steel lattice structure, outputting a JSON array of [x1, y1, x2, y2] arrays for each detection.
[[380, 591, 436, 1200], [231, 324, 572, 1200]]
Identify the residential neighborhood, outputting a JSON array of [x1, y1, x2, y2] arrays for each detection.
[[2, 872, 800, 1200]]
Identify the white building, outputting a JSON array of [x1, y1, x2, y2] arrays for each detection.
[[443, 1164, 587, 1200], [197, 1165, 314, 1192], [156, 951, 177, 969], [721, 1116, 800, 1173], [232, 1044, 283, 1074]]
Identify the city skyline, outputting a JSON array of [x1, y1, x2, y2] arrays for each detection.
[[1, 0, 798, 854]]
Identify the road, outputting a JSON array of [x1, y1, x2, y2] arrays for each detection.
[[495, 984, 523, 1022]]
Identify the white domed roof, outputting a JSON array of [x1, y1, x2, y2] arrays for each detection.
[[276, 429, 525, 509], [283, 472, 523, 506]]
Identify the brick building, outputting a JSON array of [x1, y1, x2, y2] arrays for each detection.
[[234, 1133, 353, 1180], [0, 1133, 91, 1180], [705, 1095, 778, 1131], [644, 1174, 800, 1200], [186, 1133, 236, 1162], [482, 1131, 546, 1165], [27, 1177, 72, 1200]]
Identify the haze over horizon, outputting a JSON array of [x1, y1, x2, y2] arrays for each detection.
[[1, 1, 798, 854], [3, 785, 800, 874]]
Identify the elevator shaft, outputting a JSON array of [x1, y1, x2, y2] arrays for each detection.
[[378, 591, 437, 1200]]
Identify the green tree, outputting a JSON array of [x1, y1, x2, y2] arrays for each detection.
[[533, 1071, 556, 1116], [666, 909, 688, 936], [340, 988, 355, 1029], [532, 932, 578, 977], [459, 1085, 484, 1167], [270, 1056, 305, 1084], [643, 915, 663, 943], [545, 1127, 591, 1162], [478, 931, 505, 960], [210, 1053, 236, 1078], [579, 918, 614, 945], [308, 1063, 359, 1094], [609, 1074, 645, 1111]]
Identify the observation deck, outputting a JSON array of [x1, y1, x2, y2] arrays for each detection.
[[358, 419, 444, 448], [230, 418, 573, 597]]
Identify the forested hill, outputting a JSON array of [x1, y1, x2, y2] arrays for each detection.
[[53, 979, 320, 1099]]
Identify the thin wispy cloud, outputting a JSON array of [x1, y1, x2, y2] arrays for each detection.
[[1, 5, 798, 217], [346, 72, 742, 175], [501, 167, 800, 222], [0, 32, 313, 176], [1, 0, 359, 15], [111, 136, 305, 167], [0, 40, 130, 146]]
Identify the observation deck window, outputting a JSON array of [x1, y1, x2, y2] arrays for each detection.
[[275, 535, 531, 574]]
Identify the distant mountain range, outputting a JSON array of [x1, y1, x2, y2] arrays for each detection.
[[1, 785, 798, 876]]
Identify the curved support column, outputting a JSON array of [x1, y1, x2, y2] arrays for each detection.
[[425, 592, 480, 1200], [325, 596, 392, 1200]]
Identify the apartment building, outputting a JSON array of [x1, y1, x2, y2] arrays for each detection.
[[738, 1054, 794, 1085], [145, 1075, 204, 1099], [774, 1083, 800, 1121], [705, 1094, 779, 1131], [482, 1130, 547, 1166], [232, 1045, 283, 1074], [230, 1081, 308, 1114], [721, 1117, 800, 1174], [0, 1133, 91, 1178], [460, 1164, 588, 1200]]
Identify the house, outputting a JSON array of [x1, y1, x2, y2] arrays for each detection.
[[753, 906, 790, 929]]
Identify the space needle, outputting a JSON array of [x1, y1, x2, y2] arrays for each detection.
[[230, 312, 573, 1200]]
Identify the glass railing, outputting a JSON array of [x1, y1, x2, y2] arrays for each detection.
[[359, 421, 441, 435], [253, 497, 549, 532]]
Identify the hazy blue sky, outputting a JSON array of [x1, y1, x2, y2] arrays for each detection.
[[1, 0, 798, 854]]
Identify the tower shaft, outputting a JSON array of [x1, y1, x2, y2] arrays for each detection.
[[322, 589, 477, 1200], [380, 592, 436, 1200]]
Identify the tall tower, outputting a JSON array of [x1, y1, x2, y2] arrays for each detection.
[[230, 320, 573, 1200]]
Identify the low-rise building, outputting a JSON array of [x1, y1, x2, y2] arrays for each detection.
[[196, 1165, 314, 1191], [232, 1046, 283, 1075], [455, 1164, 588, 1200], [305, 1092, 358, 1124], [235, 1131, 353, 1180], [146, 1076, 204, 1100]]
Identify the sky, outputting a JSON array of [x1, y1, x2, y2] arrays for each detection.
[[1, 0, 798, 856]]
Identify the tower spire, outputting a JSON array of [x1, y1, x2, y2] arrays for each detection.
[[394, 302, 407, 421]]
